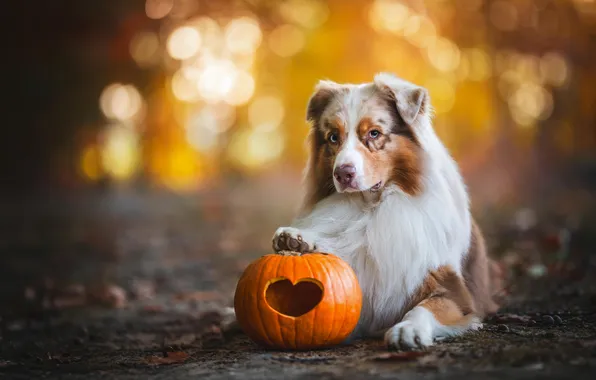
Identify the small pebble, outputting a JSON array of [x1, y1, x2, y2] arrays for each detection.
[[542, 315, 555, 326], [553, 315, 563, 325], [497, 324, 510, 332]]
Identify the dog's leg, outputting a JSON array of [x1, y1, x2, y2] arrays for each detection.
[[272, 194, 358, 254], [385, 266, 481, 350], [384, 297, 481, 350]]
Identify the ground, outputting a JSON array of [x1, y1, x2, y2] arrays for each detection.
[[1, 187, 595, 379]]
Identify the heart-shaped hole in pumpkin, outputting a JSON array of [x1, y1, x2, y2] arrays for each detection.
[[265, 277, 324, 317]]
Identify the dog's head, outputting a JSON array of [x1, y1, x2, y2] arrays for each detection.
[[303, 73, 433, 207]]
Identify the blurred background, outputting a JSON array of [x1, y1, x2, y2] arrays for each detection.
[[2, 0, 596, 327], [4, 0, 596, 205]]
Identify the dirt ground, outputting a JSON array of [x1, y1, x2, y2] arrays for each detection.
[[1, 189, 595, 379]]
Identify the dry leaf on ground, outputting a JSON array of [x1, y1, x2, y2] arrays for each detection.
[[144, 351, 189, 365]]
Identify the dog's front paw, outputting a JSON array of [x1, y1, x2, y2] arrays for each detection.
[[272, 227, 316, 254], [384, 320, 433, 351]]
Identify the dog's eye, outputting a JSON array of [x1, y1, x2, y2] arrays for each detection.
[[369, 130, 380, 139], [328, 133, 339, 144]]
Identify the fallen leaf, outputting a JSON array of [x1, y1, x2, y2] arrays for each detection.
[[372, 351, 428, 361], [144, 351, 189, 365], [88, 285, 128, 308]]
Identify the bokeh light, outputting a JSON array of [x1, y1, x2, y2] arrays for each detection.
[[224, 17, 262, 55], [228, 128, 285, 170], [426, 38, 461, 73], [99, 83, 143, 122], [188, 17, 222, 50], [223, 70, 255, 106], [167, 26, 202, 60], [509, 83, 553, 126], [248, 96, 285, 132], [368, 0, 410, 34], [402, 15, 422, 38], [186, 104, 236, 134], [279, 0, 329, 29], [186, 120, 219, 153], [171, 69, 201, 102], [540, 52, 569, 87], [465, 48, 492, 81], [197, 60, 236, 103], [100, 125, 140, 180], [80, 145, 102, 181], [145, 0, 174, 20], [129, 31, 160, 68], [268, 24, 306, 57], [407, 16, 437, 48]]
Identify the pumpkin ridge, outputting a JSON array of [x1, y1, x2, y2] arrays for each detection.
[[303, 255, 316, 348], [292, 256, 298, 349], [340, 260, 362, 340], [237, 273, 249, 340], [273, 255, 287, 348], [317, 255, 336, 344], [332, 259, 349, 344], [324, 256, 344, 343], [256, 256, 276, 347]]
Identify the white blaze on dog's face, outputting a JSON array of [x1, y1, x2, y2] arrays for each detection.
[[304, 73, 429, 201]]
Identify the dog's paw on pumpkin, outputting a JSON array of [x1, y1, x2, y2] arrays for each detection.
[[272, 227, 316, 254]]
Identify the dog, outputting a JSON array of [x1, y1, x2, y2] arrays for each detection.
[[271, 73, 502, 350]]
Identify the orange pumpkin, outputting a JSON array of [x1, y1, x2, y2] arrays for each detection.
[[234, 251, 362, 350]]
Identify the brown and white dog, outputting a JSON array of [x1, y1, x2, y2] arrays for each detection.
[[271, 73, 501, 350]]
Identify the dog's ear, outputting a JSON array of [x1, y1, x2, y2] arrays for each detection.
[[374, 73, 429, 125], [394, 87, 427, 125], [306, 80, 342, 124]]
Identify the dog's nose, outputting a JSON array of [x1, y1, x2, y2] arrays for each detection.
[[334, 164, 356, 186]]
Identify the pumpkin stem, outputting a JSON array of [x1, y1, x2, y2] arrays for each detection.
[[276, 250, 302, 256]]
